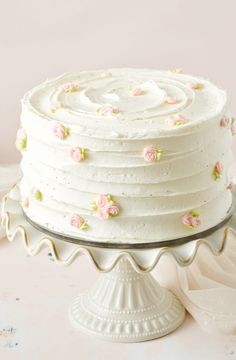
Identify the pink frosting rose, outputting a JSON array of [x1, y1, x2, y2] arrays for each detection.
[[22, 197, 29, 208], [143, 145, 160, 162], [97, 206, 110, 221], [108, 204, 120, 216], [70, 214, 87, 230], [70, 147, 85, 162], [167, 114, 186, 126], [215, 161, 223, 174], [53, 123, 69, 139], [97, 203, 120, 220], [96, 194, 110, 208], [93, 194, 120, 220], [60, 82, 80, 92], [220, 116, 229, 128], [50, 100, 62, 113], [213, 161, 223, 180], [227, 182, 234, 191], [165, 96, 177, 104], [97, 105, 119, 116], [187, 82, 202, 90], [171, 68, 183, 74], [182, 211, 201, 228], [131, 87, 143, 96]]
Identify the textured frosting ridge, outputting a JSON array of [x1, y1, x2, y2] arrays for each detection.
[[18, 68, 233, 243]]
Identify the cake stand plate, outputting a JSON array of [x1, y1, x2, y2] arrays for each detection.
[[1, 185, 235, 342]]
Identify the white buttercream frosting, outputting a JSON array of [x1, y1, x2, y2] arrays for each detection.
[[18, 68, 233, 243]]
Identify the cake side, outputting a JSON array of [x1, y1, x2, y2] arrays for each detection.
[[17, 69, 234, 243]]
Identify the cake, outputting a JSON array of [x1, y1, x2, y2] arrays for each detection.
[[16, 68, 234, 244]]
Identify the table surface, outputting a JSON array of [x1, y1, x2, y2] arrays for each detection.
[[0, 236, 236, 360]]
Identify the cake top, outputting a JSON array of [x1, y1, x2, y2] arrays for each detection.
[[22, 68, 227, 139]]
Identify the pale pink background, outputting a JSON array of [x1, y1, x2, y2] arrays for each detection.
[[0, 0, 236, 163], [1, 2, 236, 357]]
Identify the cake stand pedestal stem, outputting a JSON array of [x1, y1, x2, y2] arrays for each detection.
[[70, 258, 185, 342]]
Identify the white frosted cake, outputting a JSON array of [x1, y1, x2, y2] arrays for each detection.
[[16, 68, 234, 244]]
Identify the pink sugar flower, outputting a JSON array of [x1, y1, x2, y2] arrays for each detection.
[[53, 123, 69, 139], [22, 197, 29, 208], [167, 114, 186, 126], [107, 204, 120, 216], [143, 145, 162, 162], [213, 161, 223, 180], [60, 82, 80, 93], [70, 147, 85, 162], [227, 182, 234, 191], [220, 116, 229, 128], [165, 96, 178, 104], [96, 194, 110, 208], [97, 105, 119, 117], [15, 127, 27, 151], [97, 206, 110, 221], [131, 87, 143, 96], [70, 214, 88, 230], [93, 194, 120, 220], [171, 68, 183, 74], [50, 100, 63, 113], [187, 81, 203, 90], [182, 210, 201, 229]]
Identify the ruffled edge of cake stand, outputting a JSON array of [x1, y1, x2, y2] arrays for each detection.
[[1, 184, 236, 273]]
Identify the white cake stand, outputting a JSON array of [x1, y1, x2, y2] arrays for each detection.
[[1, 185, 235, 343]]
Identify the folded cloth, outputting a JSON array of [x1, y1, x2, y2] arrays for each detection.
[[0, 164, 21, 239], [157, 228, 236, 336]]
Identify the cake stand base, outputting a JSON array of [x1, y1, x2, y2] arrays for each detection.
[[70, 258, 185, 342], [4, 185, 232, 343]]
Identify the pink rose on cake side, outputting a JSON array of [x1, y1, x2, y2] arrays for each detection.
[[22, 197, 29, 208], [53, 123, 69, 140], [182, 210, 201, 229], [70, 214, 88, 230], [227, 181, 234, 191], [171, 68, 183, 74], [60, 82, 80, 93], [15, 128, 27, 151], [166, 114, 187, 127], [50, 100, 63, 113], [70, 147, 86, 162], [213, 161, 223, 180], [97, 104, 119, 117], [187, 81, 203, 90], [165, 96, 178, 104], [130, 87, 143, 96], [220, 116, 229, 128], [143, 145, 162, 162], [92, 194, 120, 221]]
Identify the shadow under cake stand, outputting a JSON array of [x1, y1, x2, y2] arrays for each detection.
[[1, 185, 235, 342]]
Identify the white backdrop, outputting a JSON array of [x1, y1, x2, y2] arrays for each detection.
[[0, 0, 236, 163]]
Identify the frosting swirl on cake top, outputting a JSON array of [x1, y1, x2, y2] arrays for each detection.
[[23, 68, 227, 139]]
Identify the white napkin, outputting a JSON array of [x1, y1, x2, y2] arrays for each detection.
[[157, 230, 236, 336], [0, 164, 21, 239]]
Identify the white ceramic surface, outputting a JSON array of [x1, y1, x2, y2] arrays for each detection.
[[2, 185, 236, 342]]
